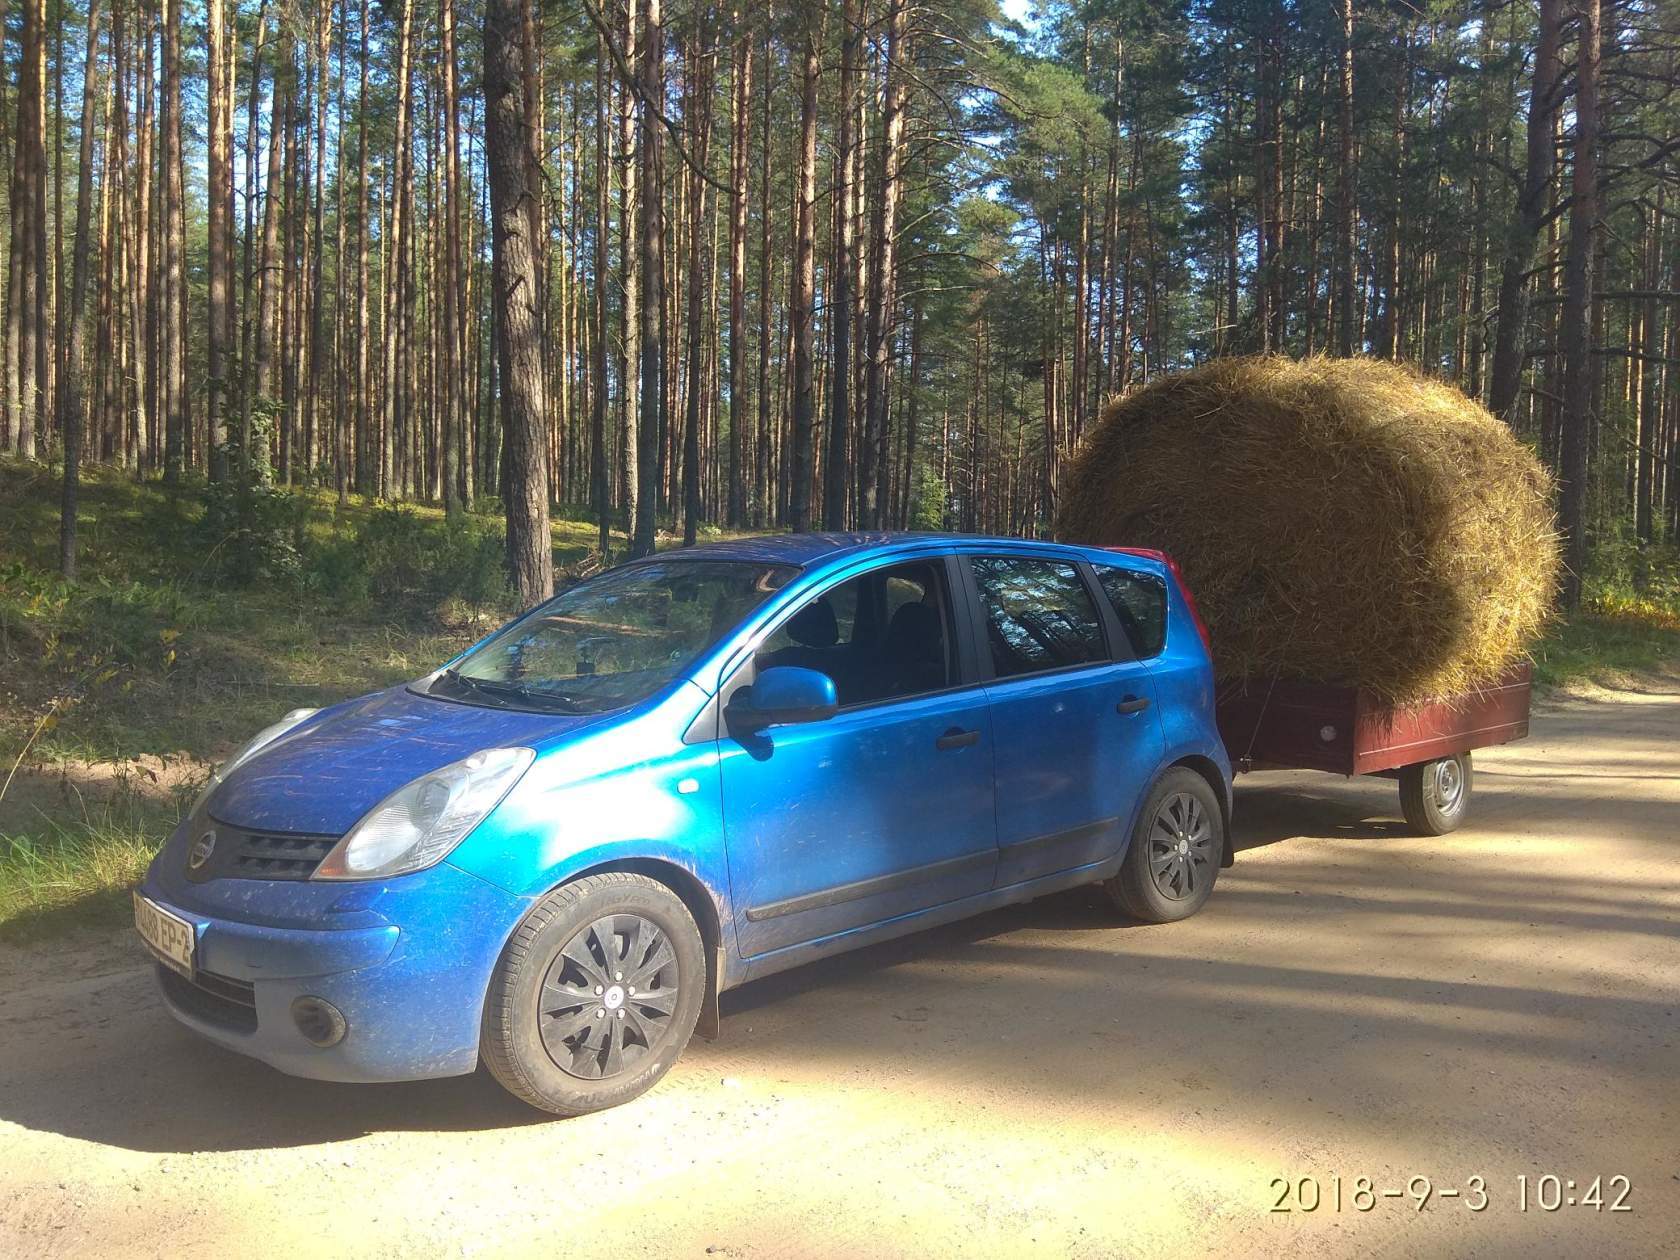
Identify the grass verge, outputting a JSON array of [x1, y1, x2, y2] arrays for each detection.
[[0, 805, 167, 943], [1531, 597, 1680, 692]]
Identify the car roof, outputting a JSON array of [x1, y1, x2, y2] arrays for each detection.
[[649, 532, 1144, 570]]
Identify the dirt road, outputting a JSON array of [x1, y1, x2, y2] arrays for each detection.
[[2, 684, 1676, 1258]]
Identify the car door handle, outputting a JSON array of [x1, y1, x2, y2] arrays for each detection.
[[936, 727, 980, 750], [1115, 695, 1151, 715]]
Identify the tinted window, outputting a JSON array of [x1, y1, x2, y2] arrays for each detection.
[[756, 561, 953, 706], [971, 557, 1106, 678], [1096, 566, 1168, 658]]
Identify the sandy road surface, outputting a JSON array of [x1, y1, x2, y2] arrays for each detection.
[[2, 685, 1676, 1259]]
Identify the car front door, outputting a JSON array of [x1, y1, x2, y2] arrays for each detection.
[[963, 553, 1166, 887], [718, 555, 997, 959]]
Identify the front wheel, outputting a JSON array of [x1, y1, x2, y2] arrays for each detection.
[[1104, 767, 1224, 923], [1398, 753, 1472, 836], [482, 872, 706, 1116]]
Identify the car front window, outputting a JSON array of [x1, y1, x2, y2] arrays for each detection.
[[437, 560, 795, 713]]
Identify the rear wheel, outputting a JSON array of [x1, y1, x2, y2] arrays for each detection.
[[482, 873, 705, 1116], [1398, 753, 1472, 836], [1105, 767, 1224, 923]]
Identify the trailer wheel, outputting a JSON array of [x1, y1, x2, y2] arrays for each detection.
[[1398, 753, 1472, 835]]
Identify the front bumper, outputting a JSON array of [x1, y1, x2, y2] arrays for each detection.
[[139, 827, 533, 1083]]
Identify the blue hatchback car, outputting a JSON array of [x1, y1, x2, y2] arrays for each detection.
[[137, 534, 1232, 1114]]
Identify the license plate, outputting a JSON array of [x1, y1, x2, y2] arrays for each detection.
[[134, 892, 196, 978]]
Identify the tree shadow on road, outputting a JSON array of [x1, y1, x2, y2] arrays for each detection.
[[0, 752, 1673, 1157]]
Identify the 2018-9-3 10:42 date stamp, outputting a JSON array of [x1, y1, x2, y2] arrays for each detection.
[[1268, 1174, 1633, 1214]]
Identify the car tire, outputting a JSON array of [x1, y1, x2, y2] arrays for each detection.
[[1104, 767, 1224, 924], [1398, 753, 1472, 836], [482, 872, 706, 1116]]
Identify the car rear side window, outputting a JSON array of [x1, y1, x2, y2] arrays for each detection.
[[970, 557, 1107, 679], [1096, 565, 1168, 658]]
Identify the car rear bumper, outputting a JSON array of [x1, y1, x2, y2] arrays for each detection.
[[138, 853, 531, 1084]]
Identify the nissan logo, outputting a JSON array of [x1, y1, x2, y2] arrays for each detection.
[[188, 829, 218, 872]]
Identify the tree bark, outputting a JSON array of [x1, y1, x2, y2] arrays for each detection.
[[205, 0, 232, 482], [159, 0, 185, 481], [1489, 0, 1563, 419], [58, 0, 102, 576], [592, 39, 611, 551], [5, 0, 47, 458], [632, 0, 666, 557], [825, 0, 858, 530], [486, 0, 554, 605], [860, 0, 907, 527], [681, 23, 714, 547], [787, 20, 821, 533], [1558, 0, 1599, 610], [726, 23, 751, 529], [442, 0, 467, 512], [1335, 0, 1356, 356]]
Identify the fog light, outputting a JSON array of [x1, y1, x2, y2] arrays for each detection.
[[291, 996, 347, 1048]]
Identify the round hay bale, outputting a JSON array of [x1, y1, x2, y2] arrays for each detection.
[[1055, 356, 1559, 704]]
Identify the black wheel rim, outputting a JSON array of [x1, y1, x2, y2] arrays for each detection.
[[1148, 791, 1215, 901], [538, 913, 680, 1080]]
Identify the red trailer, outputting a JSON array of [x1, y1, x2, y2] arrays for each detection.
[[1214, 662, 1533, 835]]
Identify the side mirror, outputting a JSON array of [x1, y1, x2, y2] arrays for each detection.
[[731, 666, 838, 729]]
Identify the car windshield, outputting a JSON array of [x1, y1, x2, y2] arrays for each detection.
[[432, 559, 794, 714]]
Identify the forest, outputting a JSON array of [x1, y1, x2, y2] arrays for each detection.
[[1, 0, 1678, 609]]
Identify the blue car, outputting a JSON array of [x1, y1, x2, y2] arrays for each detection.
[[136, 534, 1231, 1115]]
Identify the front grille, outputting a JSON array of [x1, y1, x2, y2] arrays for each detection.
[[186, 818, 338, 882], [157, 964, 259, 1034], [230, 830, 338, 879]]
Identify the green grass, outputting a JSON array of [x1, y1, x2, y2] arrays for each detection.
[[1530, 601, 1680, 692], [0, 805, 168, 942]]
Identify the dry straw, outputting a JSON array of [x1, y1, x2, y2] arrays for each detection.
[[1056, 356, 1560, 704]]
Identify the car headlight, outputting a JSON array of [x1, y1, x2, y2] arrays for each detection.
[[313, 747, 534, 881], [192, 707, 320, 818]]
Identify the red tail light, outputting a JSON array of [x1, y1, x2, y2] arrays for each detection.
[[1102, 546, 1214, 660]]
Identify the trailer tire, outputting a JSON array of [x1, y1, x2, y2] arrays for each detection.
[[1398, 753, 1472, 836]]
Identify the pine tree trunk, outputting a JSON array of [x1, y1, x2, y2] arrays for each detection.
[[5, 0, 47, 458], [632, 0, 666, 557], [825, 0, 858, 530], [787, 21, 821, 533], [726, 24, 751, 529], [1558, 0, 1599, 609], [441, 0, 466, 513], [619, 3, 640, 537], [58, 0, 102, 575], [681, 32, 713, 547], [860, 0, 907, 527], [486, 0, 553, 605], [592, 40, 611, 551], [205, 0, 231, 481], [1335, 0, 1356, 356], [1488, 0, 1562, 420], [754, 25, 773, 527], [159, 0, 185, 481]]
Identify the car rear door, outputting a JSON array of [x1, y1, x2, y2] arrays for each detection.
[[961, 552, 1166, 887], [718, 554, 998, 959]]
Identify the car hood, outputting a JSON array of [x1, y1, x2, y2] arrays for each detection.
[[208, 684, 608, 835]]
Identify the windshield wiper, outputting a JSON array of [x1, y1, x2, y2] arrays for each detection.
[[442, 669, 585, 713]]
